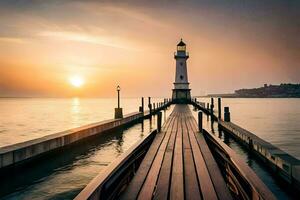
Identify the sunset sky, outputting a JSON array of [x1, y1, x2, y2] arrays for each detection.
[[0, 0, 299, 97]]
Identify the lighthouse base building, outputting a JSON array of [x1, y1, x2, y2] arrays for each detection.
[[172, 39, 191, 103], [172, 88, 191, 102]]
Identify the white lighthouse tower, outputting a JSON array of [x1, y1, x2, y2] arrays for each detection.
[[172, 39, 191, 103]]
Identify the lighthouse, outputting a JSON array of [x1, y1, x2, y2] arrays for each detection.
[[172, 39, 191, 103]]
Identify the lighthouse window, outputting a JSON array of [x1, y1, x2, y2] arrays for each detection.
[[177, 46, 186, 51], [180, 75, 184, 80]]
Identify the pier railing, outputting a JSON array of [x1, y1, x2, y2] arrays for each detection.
[[191, 98, 300, 192], [203, 129, 276, 200], [74, 130, 158, 200], [219, 120, 300, 190]]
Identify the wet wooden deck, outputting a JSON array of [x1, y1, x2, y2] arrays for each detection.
[[121, 104, 232, 200]]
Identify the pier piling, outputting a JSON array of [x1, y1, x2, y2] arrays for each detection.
[[141, 97, 144, 112], [198, 111, 203, 132], [157, 112, 162, 132], [218, 98, 221, 119], [210, 98, 214, 115], [148, 97, 152, 113], [224, 107, 230, 122]]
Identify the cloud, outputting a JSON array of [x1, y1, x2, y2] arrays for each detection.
[[38, 30, 140, 50], [91, 5, 169, 28], [0, 37, 26, 44]]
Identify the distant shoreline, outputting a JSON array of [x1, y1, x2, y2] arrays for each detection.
[[194, 95, 300, 98], [197, 83, 300, 98]]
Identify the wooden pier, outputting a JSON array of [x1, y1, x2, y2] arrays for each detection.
[[75, 104, 276, 200], [121, 104, 231, 200]]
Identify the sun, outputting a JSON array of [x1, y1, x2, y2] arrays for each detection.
[[69, 75, 85, 88]]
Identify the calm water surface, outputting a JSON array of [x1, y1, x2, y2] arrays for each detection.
[[0, 98, 163, 147]]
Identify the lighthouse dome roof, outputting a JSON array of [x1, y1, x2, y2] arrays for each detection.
[[177, 39, 186, 46]]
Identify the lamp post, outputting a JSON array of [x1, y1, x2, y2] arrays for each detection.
[[114, 85, 123, 119]]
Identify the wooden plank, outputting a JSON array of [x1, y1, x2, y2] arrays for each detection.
[[137, 111, 178, 199], [120, 109, 176, 200], [184, 108, 218, 200], [182, 111, 202, 200], [187, 116, 232, 200], [170, 115, 184, 200], [153, 111, 179, 200]]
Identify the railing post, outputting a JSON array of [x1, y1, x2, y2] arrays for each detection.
[[148, 97, 152, 114], [141, 97, 144, 112], [224, 107, 231, 122], [198, 111, 203, 132], [218, 97, 221, 119], [157, 112, 162, 132], [210, 98, 214, 115]]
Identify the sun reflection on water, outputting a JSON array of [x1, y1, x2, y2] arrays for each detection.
[[71, 98, 81, 126]]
